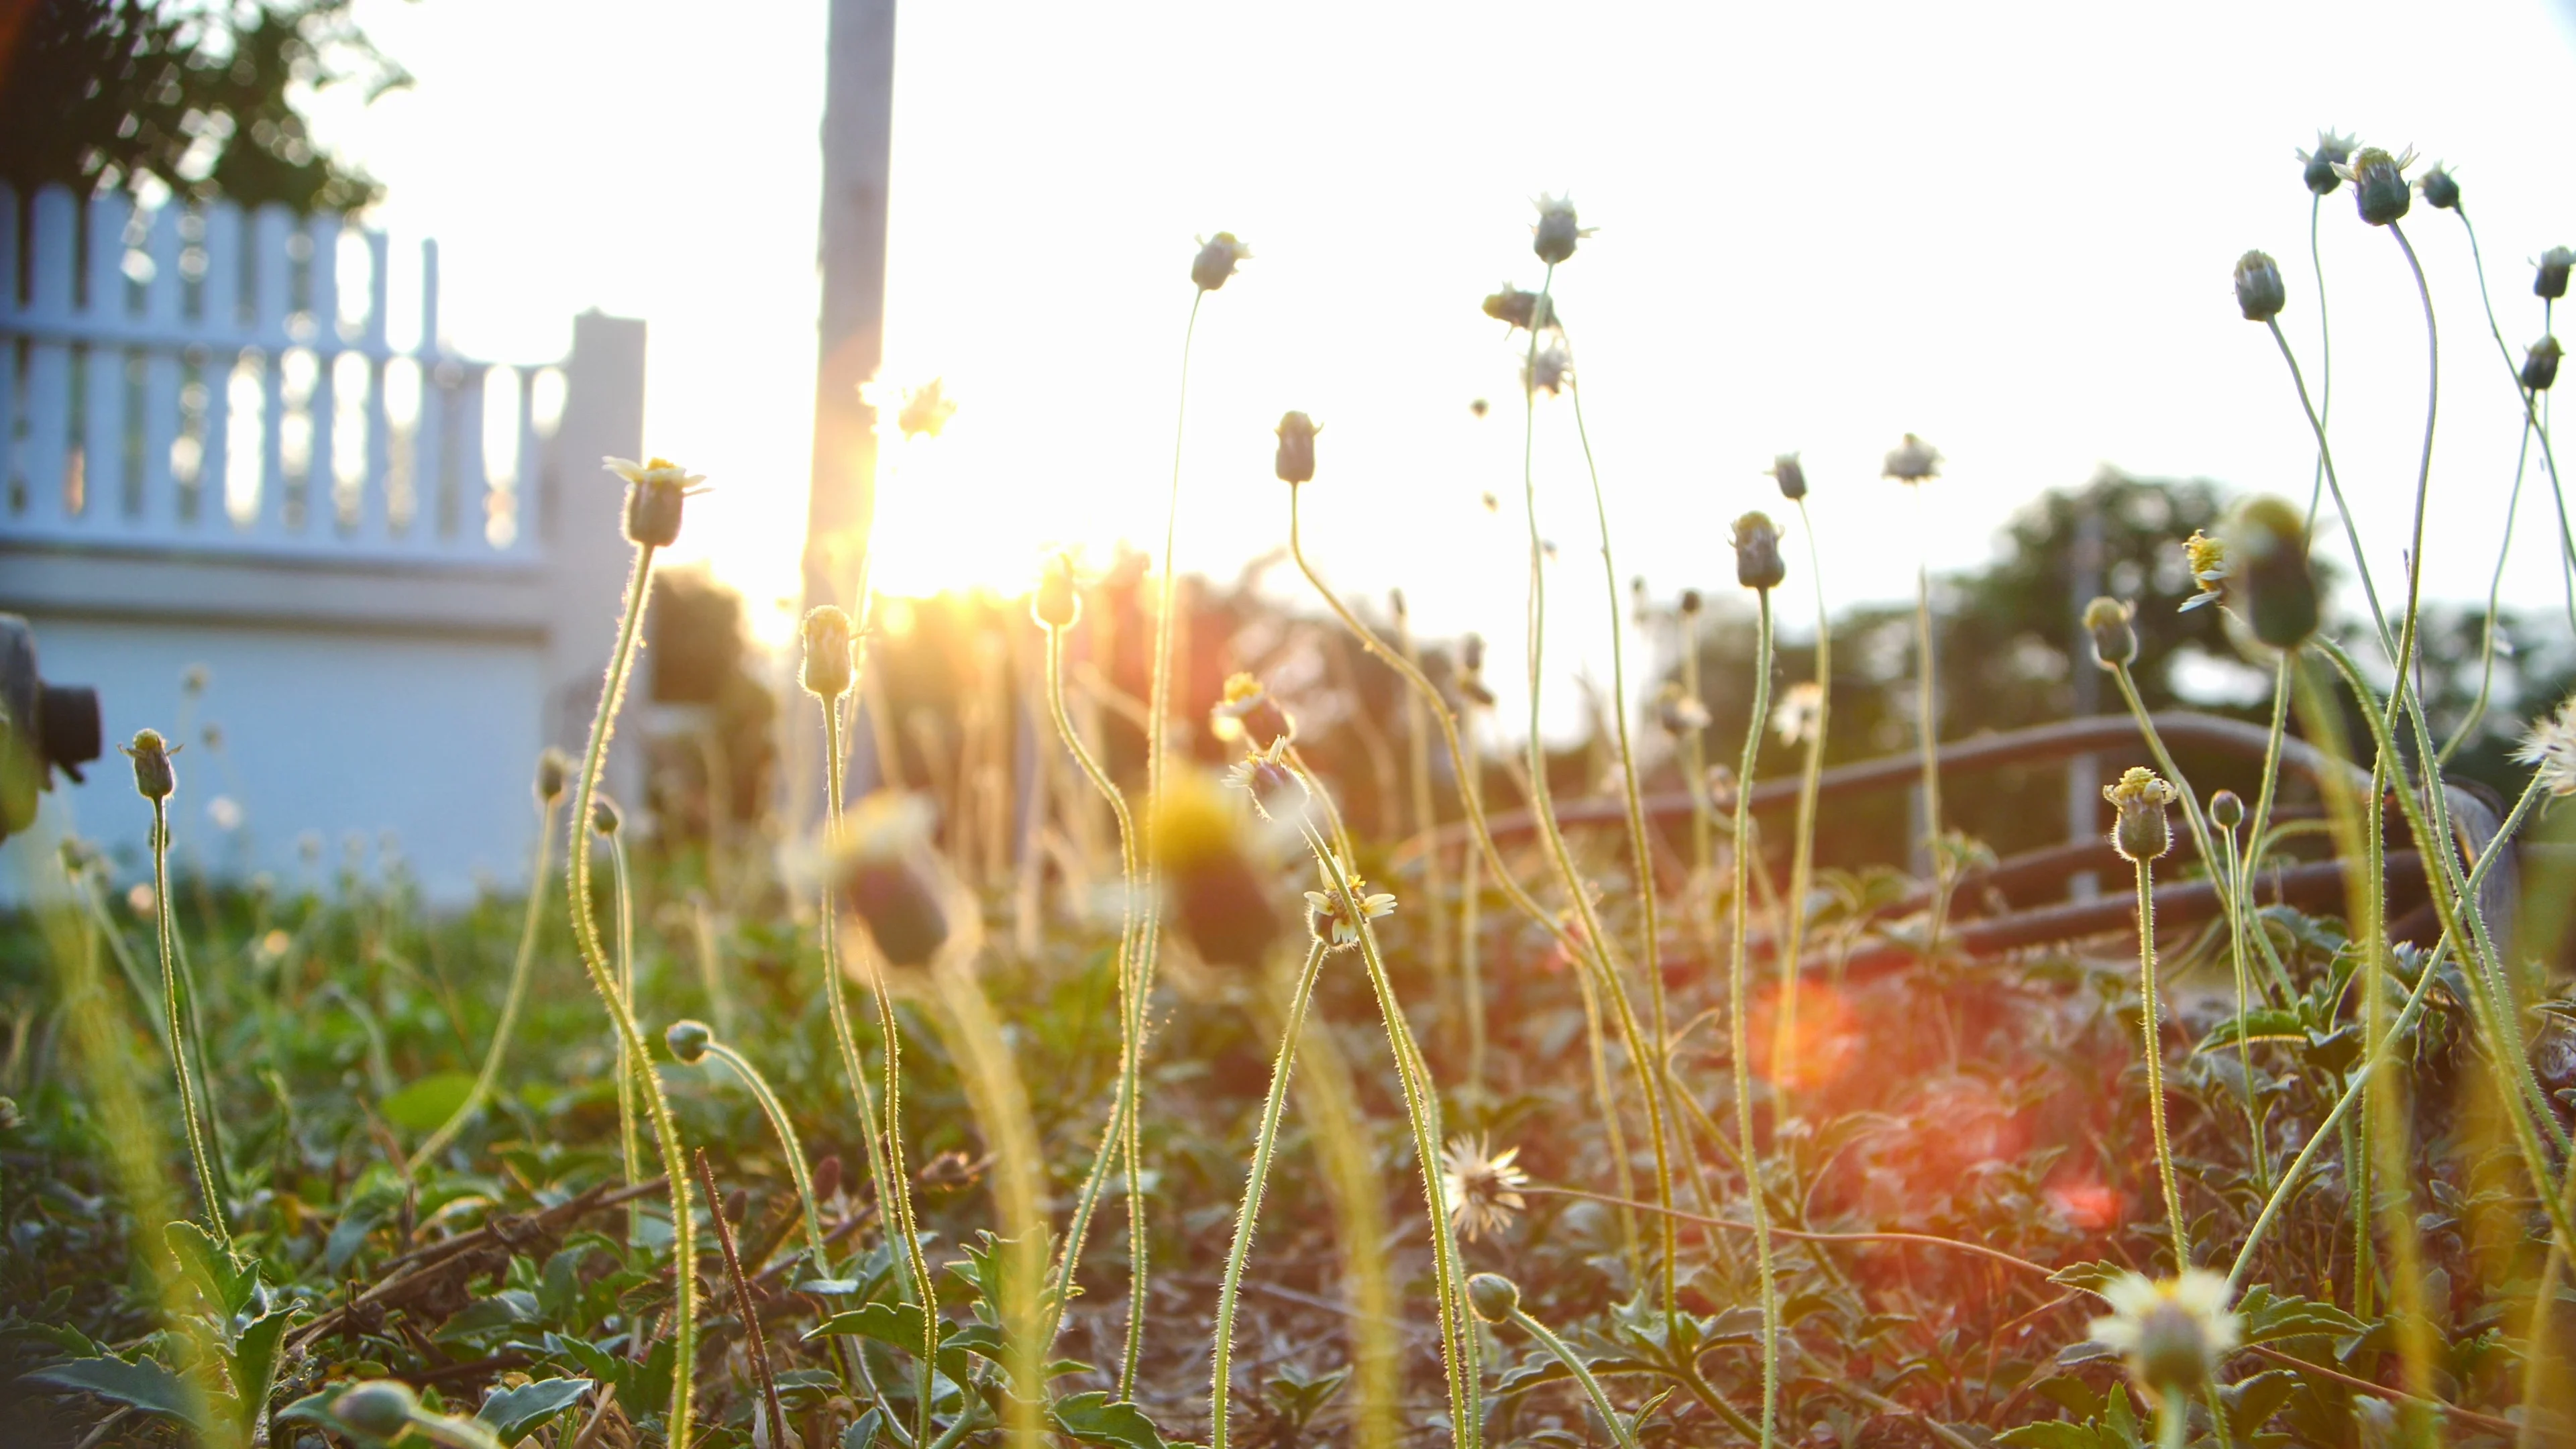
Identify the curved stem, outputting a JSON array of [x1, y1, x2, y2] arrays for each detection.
[[1731, 593, 1781, 1449], [1208, 938, 1330, 1449], [2263, 316, 2398, 663], [2306, 191, 2333, 532], [2132, 853, 2188, 1267], [413, 797, 560, 1169], [2215, 825, 2267, 1194], [1505, 1306, 1640, 1449], [2443, 410, 2532, 766], [702, 1040, 829, 1271], [2108, 663, 2224, 906], [2461, 212, 2576, 636], [608, 827, 643, 1246], [563, 544, 694, 1448], [152, 798, 230, 1252]]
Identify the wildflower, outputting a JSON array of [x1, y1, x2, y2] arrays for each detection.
[[1224, 738, 1306, 820], [2522, 336, 2562, 392], [1304, 859, 1397, 951], [1532, 195, 1591, 265], [666, 1019, 712, 1065], [1883, 433, 1941, 483], [590, 798, 621, 836], [1441, 1135, 1529, 1240], [1525, 345, 1570, 396], [1466, 1271, 1522, 1324], [127, 883, 155, 916], [2420, 163, 2460, 210], [1275, 411, 1320, 485], [2087, 1269, 2241, 1394], [123, 728, 177, 801], [2538, 246, 2574, 301], [896, 378, 957, 440], [801, 605, 856, 700], [207, 796, 242, 832], [835, 792, 951, 967], [1679, 587, 1703, 618], [1148, 775, 1279, 969], [2084, 596, 2139, 667], [2513, 694, 2576, 799], [1456, 633, 1496, 708], [1033, 552, 1081, 629], [2298, 129, 2355, 196], [1211, 673, 1295, 752], [603, 455, 706, 549], [1482, 284, 1559, 333], [1770, 453, 1807, 501], [333, 1381, 423, 1438], [1192, 231, 1251, 292], [2233, 250, 2286, 322], [1732, 511, 1785, 592], [2220, 496, 2319, 649], [2333, 146, 2414, 226], [1657, 682, 1711, 735], [2208, 789, 2245, 831], [536, 747, 572, 804], [2104, 766, 2178, 863], [1772, 681, 1823, 747]]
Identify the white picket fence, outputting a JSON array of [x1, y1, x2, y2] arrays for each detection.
[[0, 182, 556, 563]]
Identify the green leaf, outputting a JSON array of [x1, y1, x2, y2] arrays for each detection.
[[1051, 1391, 1169, 1449], [25, 1355, 201, 1422], [436, 1290, 541, 1341], [2030, 1373, 2104, 1420], [382, 1071, 480, 1134], [166, 1219, 253, 1316], [2222, 1369, 2298, 1438], [2234, 1285, 2369, 1344], [475, 1377, 593, 1442], [2198, 1008, 2306, 1051], [1996, 1424, 2102, 1449], [227, 1302, 292, 1436], [2047, 1260, 2127, 1297]]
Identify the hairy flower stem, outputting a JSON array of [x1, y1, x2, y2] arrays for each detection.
[[1035, 623, 1146, 1352], [1518, 267, 1679, 1326], [701, 1040, 830, 1270], [1459, 709, 1489, 1097], [2264, 318, 2398, 662], [1772, 500, 1831, 1103], [563, 544, 694, 1448], [412, 796, 561, 1169], [150, 798, 230, 1253], [1731, 593, 1783, 1448], [2306, 193, 2333, 533], [1503, 1303, 1641, 1449], [608, 828, 643, 1246], [2106, 663, 2226, 907], [1303, 828, 1479, 1449], [1208, 938, 1330, 1449], [2443, 411, 2534, 767], [822, 702, 938, 1448], [2459, 213, 2576, 633], [2129, 847, 2189, 1269], [2214, 826, 2267, 1193]]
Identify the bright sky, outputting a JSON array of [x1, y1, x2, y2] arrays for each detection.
[[315, 0, 2576, 735]]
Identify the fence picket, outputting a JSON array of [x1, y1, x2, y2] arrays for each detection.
[[20, 191, 84, 529], [0, 186, 17, 509]]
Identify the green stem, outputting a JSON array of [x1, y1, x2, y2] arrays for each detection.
[[1732, 592, 1782, 1449], [2156, 1386, 2187, 1449], [1774, 499, 1831, 1102], [2441, 409, 2533, 767], [1208, 938, 1330, 1449], [152, 798, 230, 1252], [413, 796, 560, 1169], [2306, 191, 2333, 532], [1505, 1305, 1640, 1449], [2216, 826, 2267, 1195], [562, 545, 694, 1448], [608, 827, 643, 1247], [2132, 853, 2188, 1267], [702, 1040, 829, 1271], [2264, 315, 2398, 663], [2460, 212, 2576, 635]]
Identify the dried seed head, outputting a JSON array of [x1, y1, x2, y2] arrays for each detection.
[[1033, 553, 1081, 629], [2298, 129, 2355, 196], [2233, 250, 2286, 322], [2512, 694, 2576, 799], [1481, 283, 1559, 333], [1303, 857, 1397, 951], [1525, 345, 1571, 396], [2083, 596, 2139, 669], [1466, 1271, 1522, 1324], [2538, 247, 2574, 301], [1275, 411, 1320, 485], [1769, 453, 1808, 501], [604, 455, 705, 548], [2220, 496, 2319, 650], [2522, 336, 2563, 392], [1211, 672, 1295, 751], [2088, 1269, 2240, 1395], [1883, 433, 1941, 483], [1192, 231, 1251, 292], [2334, 146, 2415, 226], [2420, 164, 2460, 210], [801, 606, 857, 700], [590, 798, 621, 836], [536, 747, 572, 805], [2208, 789, 2245, 832], [333, 1381, 421, 1438], [1731, 511, 1786, 592], [2104, 766, 2178, 863], [1532, 195, 1591, 265], [665, 1019, 713, 1065], [123, 728, 177, 802]]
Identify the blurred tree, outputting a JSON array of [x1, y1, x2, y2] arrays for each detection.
[[0, 0, 408, 212]]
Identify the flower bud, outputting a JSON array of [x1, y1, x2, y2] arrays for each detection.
[[536, 747, 572, 805], [1148, 776, 1279, 969], [2522, 336, 2562, 393], [1212, 673, 1295, 751], [123, 729, 176, 802], [1466, 1272, 1521, 1324], [1275, 411, 1320, 485], [2220, 497, 2319, 650], [590, 798, 621, 836], [1191, 232, 1250, 292], [2233, 250, 2286, 322], [1481, 284, 1558, 333], [2208, 790, 2245, 832], [1225, 739, 1307, 822], [801, 606, 856, 700], [2083, 596, 2137, 669], [1731, 511, 1785, 592], [1883, 433, 1941, 483], [2298, 130, 2353, 197], [2104, 766, 2178, 863], [605, 456, 702, 549], [2420, 164, 2459, 211], [1770, 453, 1807, 501], [812, 1152, 843, 1203], [1532, 195, 1589, 266], [2341, 147, 2413, 226], [333, 1381, 421, 1437], [666, 1019, 712, 1065], [1678, 588, 1703, 617], [1033, 554, 1081, 629], [2538, 247, 2574, 301], [837, 794, 951, 969]]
